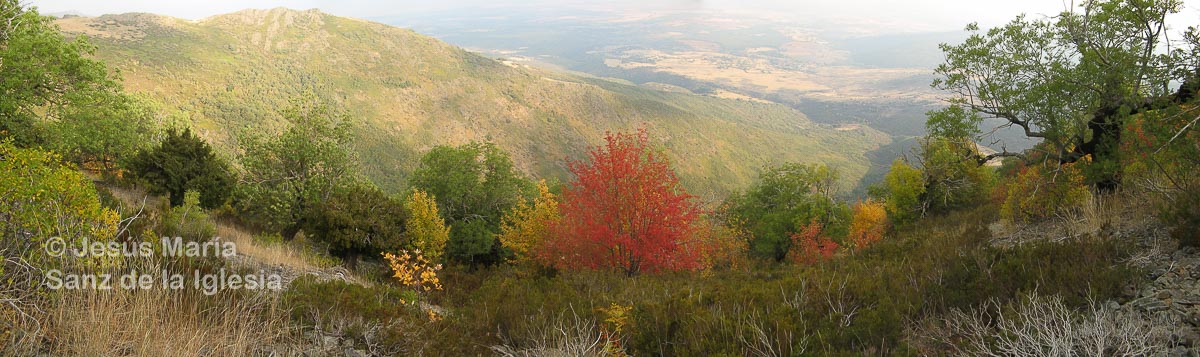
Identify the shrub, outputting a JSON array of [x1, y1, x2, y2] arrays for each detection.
[[726, 162, 846, 261], [497, 180, 560, 265], [688, 217, 751, 272], [409, 142, 533, 265], [236, 100, 355, 237], [882, 159, 925, 226], [302, 183, 406, 260], [0, 141, 119, 268], [127, 128, 233, 209], [284, 277, 414, 321], [382, 250, 444, 293], [786, 219, 838, 265], [918, 138, 995, 212], [160, 190, 216, 242], [847, 200, 888, 250], [916, 292, 1176, 355], [1121, 109, 1200, 246], [1164, 183, 1200, 246], [1000, 163, 1090, 223]]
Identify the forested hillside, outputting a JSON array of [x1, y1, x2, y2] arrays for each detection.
[[53, 8, 888, 195]]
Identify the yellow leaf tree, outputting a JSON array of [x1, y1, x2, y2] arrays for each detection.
[[847, 200, 888, 250], [404, 189, 450, 262], [497, 180, 560, 264]]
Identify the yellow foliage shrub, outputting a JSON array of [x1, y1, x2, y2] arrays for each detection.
[[848, 200, 888, 250], [382, 250, 443, 293], [1001, 162, 1090, 223], [404, 190, 450, 262], [497, 180, 560, 264], [0, 142, 119, 269]]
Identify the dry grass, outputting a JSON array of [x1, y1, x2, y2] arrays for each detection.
[[217, 223, 329, 272], [994, 189, 1154, 246], [44, 285, 294, 356], [1059, 190, 1109, 239], [490, 306, 610, 357], [2, 255, 302, 356]]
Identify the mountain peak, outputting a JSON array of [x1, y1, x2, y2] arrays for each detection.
[[200, 7, 326, 27]]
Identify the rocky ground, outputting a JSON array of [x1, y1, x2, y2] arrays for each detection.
[[1117, 222, 1200, 356]]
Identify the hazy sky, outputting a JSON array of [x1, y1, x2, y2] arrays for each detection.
[[27, 0, 1200, 33]]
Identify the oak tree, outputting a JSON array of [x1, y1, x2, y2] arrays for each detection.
[[236, 100, 355, 238], [930, 0, 1195, 190]]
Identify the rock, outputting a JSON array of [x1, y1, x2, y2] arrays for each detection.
[[344, 348, 368, 357], [321, 336, 340, 351], [1132, 296, 1170, 313], [1107, 300, 1121, 311]]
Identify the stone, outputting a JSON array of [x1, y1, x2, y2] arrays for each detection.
[[321, 336, 339, 351], [1106, 300, 1121, 311], [344, 348, 368, 357], [1132, 296, 1170, 313]]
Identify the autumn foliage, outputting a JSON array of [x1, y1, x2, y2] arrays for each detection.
[[787, 220, 839, 265], [382, 250, 443, 293], [847, 200, 888, 250], [404, 189, 451, 262], [688, 218, 750, 273], [497, 180, 560, 264], [999, 162, 1089, 223], [541, 129, 702, 274]]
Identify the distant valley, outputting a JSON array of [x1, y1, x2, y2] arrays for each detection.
[[55, 8, 890, 197], [376, 6, 1036, 191]]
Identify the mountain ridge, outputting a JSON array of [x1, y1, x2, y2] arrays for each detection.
[[55, 7, 890, 196]]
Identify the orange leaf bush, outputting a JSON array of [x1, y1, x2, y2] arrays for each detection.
[[847, 200, 888, 250], [787, 220, 839, 265]]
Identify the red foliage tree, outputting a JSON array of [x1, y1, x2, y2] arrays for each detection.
[[787, 219, 839, 265], [540, 129, 702, 275]]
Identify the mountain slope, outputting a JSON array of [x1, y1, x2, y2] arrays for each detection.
[[55, 8, 889, 196]]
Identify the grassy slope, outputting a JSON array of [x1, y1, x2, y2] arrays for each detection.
[[56, 8, 889, 196]]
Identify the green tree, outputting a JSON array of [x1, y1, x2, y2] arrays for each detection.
[[409, 142, 533, 265], [918, 138, 995, 213], [237, 100, 355, 238], [931, 0, 1194, 190], [726, 163, 848, 261], [303, 183, 406, 260], [128, 128, 234, 209], [882, 159, 925, 226], [0, 1, 132, 149], [48, 93, 160, 171]]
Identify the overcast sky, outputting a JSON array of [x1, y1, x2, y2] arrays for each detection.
[[27, 0, 1200, 33]]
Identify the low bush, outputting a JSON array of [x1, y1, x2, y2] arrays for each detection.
[[159, 190, 216, 242], [1000, 162, 1090, 223]]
